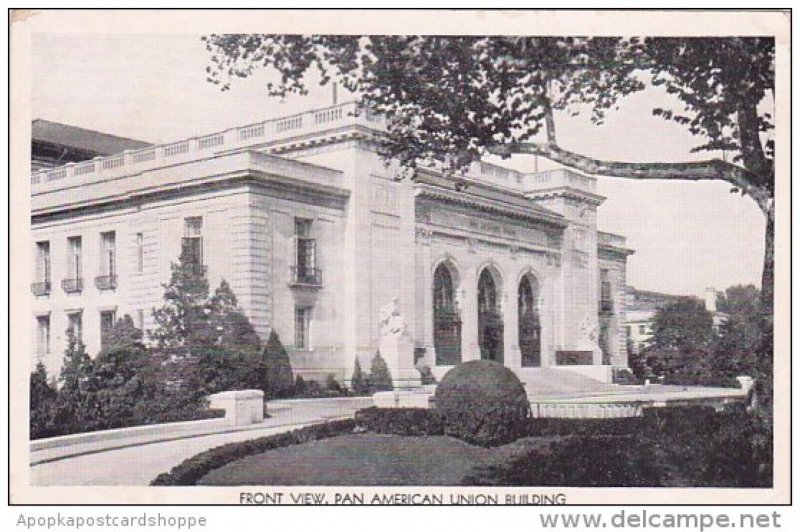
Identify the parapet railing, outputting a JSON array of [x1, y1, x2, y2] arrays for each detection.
[[31, 101, 383, 188], [524, 168, 597, 193], [597, 231, 627, 248], [31, 100, 598, 196]]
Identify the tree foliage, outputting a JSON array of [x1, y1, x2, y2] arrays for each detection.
[[368, 352, 393, 392], [350, 356, 368, 395], [30, 362, 58, 439], [643, 287, 763, 388], [150, 252, 264, 398], [260, 330, 295, 398]]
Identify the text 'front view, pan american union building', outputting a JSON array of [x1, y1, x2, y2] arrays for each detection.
[[30, 101, 634, 389]]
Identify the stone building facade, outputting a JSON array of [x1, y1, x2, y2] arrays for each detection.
[[30, 101, 633, 387]]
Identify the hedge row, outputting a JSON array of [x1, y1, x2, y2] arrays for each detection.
[[352, 405, 737, 440], [354, 407, 443, 436], [150, 418, 356, 486]]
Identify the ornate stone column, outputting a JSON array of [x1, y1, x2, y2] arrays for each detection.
[[503, 283, 521, 370], [460, 266, 479, 361]]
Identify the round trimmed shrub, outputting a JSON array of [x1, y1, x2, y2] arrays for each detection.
[[434, 360, 530, 447]]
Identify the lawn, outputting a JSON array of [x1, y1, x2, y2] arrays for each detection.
[[196, 407, 771, 487], [198, 433, 554, 486]]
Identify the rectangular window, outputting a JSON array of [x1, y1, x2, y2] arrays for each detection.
[[293, 218, 317, 283], [625, 326, 631, 337], [67, 311, 83, 343], [36, 315, 50, 354], [136, 309, 145, 331], [294, 307, 312, 350], [67, 236, 82, 279], [136, 232, 144, 273], [100, 231, 116, 276], [182, 217, 203, 265], [100, 310, 116, 349], [36, 241, 51, 284], [599, 269, 613, 312], [639, 324, 647, 335]]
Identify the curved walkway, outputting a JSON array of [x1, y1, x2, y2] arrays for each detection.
[[29, 397, 372, 486]]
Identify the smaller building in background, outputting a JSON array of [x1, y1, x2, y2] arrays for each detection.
[[32, 119, 151, 172], [624, 286, 729, 353], [623, 287, 687, 353]]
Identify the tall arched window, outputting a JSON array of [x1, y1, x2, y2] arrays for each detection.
[[433, 263, 461, 366], [519, 274, 541, 367], [478, 268, 503, 363], [478, 269, 497, 314], [433, 265, 455, 311]]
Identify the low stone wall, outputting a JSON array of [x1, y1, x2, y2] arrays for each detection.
[[32, 390, 266, 457], [373, 390, 433, 409], [209, 390, 265, 427], [531, 402, 644, 419], [30, 418, 227, 453]]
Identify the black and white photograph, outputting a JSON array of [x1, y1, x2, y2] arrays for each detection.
[[8, 8, 790, 507]]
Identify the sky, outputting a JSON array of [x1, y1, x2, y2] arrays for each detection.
[[30, 33, 766, 297]]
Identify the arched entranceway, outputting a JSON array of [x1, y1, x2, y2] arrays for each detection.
[[477, 267, 504, 363], [433, 263, 461, 366], [518, 274, 541, 367]]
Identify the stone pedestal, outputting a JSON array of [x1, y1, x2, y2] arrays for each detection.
[[379, 333, 421, 389], [208, 390, 265, 427]]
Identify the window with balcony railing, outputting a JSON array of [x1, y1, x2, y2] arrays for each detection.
[[291, 265, 322, 285], [62, 278, 83, 293], [291, 218, 321, 287], [95, 274, 118, 290], [64, 236, 83, 293], [32, 241, 51, 296], [31, 281, 52, 296], [96, 231, 117, 290]]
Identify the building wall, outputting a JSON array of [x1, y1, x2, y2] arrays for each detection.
[[30, 106, 634, 386], [598, 252, 630, 368], [31, 182, 348, 379], [413, 198, 562, 378]]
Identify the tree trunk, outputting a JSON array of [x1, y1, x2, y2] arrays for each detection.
[[757, 204, 774, 412]]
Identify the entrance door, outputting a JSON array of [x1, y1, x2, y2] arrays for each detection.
[[433, 264, 461, 366], [477, 268, 503, 363], [518, 275, 541, 367]]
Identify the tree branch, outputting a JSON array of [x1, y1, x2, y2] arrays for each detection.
[[487, 141, 772, 214], [542, 95, 557, 144]]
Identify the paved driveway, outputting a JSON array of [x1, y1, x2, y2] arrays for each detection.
[[30, 397, 372, 486]]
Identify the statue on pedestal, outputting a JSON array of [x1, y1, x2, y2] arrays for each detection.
[[379, 298, 408, 338], [377, 297, 416, 388], [577, 314, 601, 355]]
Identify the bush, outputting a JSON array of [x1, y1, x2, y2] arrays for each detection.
[[30, 362, 59, 439], [661, 373, 740, 388], [465, 434, 661, 487], [261, 331, 295, 398], [151, 418, 356, 485], [324, 374, 344, 393], [350, 357, 369, 395], [434, 360, 530, 447], [354, 407, 443, 436], [368, 352, 393, 392], [612, 368, 643, 385], [526, 416, 645, 437]]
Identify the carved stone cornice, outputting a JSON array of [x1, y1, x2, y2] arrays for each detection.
[[415, 183, 568, 228]]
